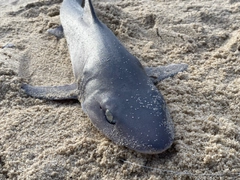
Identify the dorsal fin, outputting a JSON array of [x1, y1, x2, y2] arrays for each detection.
[[80, 0, 99, 23], [61, 0, 99, 25]]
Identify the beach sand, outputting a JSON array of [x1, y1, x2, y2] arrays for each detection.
[[0, 0, 240, 179]]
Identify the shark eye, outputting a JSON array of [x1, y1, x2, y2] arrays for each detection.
[[105, 109, 116, 124]]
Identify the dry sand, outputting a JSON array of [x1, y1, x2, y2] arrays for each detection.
[[0, 0, 240, 179]]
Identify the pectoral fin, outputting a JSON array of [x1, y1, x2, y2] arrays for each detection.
[[22, 83, 79, 100], [145, 63, 188, 83]]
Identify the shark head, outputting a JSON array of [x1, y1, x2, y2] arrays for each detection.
[[82, 77, 174, 154]]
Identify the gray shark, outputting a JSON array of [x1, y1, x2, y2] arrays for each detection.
[[22, 0, 188, 154]]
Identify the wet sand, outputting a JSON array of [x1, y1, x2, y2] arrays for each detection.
[[0, 0, 240, 179]]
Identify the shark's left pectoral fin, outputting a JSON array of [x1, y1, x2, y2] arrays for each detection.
[[145, 63, 188, 83], [22, 83, 79, 100]]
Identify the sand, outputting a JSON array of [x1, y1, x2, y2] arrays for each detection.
[[0, 0, 240, 179]]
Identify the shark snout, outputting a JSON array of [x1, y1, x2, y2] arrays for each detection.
[[113, 103, 174, 154]]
